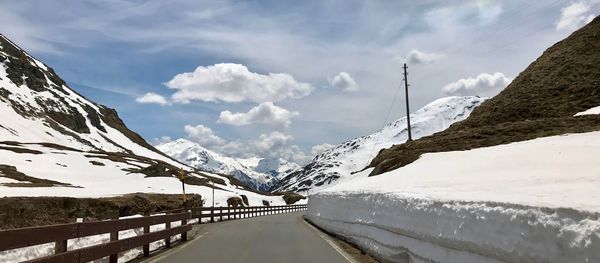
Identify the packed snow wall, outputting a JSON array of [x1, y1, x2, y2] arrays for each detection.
[[306, 192, 600, 263]]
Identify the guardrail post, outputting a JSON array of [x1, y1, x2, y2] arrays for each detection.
[[54, 239, 67, 255], [210, 207, 215, 223], [165, 219, 171, 248], [219, 207, 223, 221], [181, 216, 188, 241], [109, 229, 119, 263], [143, 212, 150, 257]]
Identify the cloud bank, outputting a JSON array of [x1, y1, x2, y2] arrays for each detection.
[[328, 72, 359, 92], [166, 63, 313, 104], [395, 50, 443, 65], [136, 92, 168, 106], [184, 124, 225, 147], [218, 102, 299, 127], [442, 72, 511, 97], [556, 1, 597, 31]]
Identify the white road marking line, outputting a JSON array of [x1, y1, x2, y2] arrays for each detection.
[[144, 229, 212, 263], [302, 219, 359, 263]]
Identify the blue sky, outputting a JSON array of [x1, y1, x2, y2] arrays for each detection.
[[1, 0, 598, 163]]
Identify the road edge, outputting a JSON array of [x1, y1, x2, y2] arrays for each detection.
[[302, 216, 378, 263]]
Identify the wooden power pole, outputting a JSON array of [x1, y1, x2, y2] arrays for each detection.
[[403, 63, 413, 141]]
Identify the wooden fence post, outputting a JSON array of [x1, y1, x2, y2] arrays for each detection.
[[165, 219, 171, 248], [54, 239, 67, 255], [211, 207, 215, 223], [109, 229, 119, 263], [143, 212, 150, 257], [181, 216, 188, 241]]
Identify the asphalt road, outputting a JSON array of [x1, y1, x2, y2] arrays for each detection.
[[150, 211, 351, 263]]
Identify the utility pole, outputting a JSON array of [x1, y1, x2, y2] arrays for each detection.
[[403, 63, 413, 141]]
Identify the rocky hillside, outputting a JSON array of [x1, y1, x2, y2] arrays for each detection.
[[156, 139, 300, 192], [0, 33, 163, 156], [0, 33, 288, 208], [274, 96, 485, 193], [369, 16, 600, 176]]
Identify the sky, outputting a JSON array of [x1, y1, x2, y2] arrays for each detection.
[[0, 0, 598, 164]]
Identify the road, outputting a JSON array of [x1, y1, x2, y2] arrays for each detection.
[[150, 211, 352, 263]]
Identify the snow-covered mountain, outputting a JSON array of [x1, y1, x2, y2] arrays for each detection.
[[0, 33, 288, 206], [156, 139, 300, 192], [274, 96, 485, 193]]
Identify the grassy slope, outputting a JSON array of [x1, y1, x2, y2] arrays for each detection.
[[369, 16, 600, 176]]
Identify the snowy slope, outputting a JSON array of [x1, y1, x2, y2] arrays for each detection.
[[0, 143, 285, 205], [156, 139, 283, 192], [156, 139, 301, 192], [307, 131, 600, 262], [275, 96, 485, 193], [575, 105, 600, 116], [0, 33, 286, 205], [0, 34, 181, 168]]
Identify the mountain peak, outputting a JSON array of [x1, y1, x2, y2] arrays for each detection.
[[157, 139, 301, 191]]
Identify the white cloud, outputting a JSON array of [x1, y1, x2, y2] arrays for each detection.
[[328, 72, 359, 92], [556, 2, 597, 31], [310, 143, 335, 156], [255, 131, 293, 152], [135, 92, 168, 106], [218, 102, 299, 127], [184, 124, 225, 146], [252, 132, 311, 164], [442, 72, 511, 97], [208, 131, 311, 164], [165, 63, 313, 103], [181, 124, 310, 164], [151, 136, 172, 146], [395, 50, 443, 65]]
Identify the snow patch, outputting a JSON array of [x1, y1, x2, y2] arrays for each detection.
[[575, 105, 600, 116]]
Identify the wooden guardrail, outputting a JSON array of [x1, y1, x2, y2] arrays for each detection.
[[191, 204, 307, 223], [0, 204, 307, 263]]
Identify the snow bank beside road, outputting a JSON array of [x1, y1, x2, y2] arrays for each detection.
[[307, 131, 600, 262]]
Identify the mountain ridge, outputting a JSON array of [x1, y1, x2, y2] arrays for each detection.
[[273, 96, 486, 193], [368, 16, 600, 176], [0, 33, 288, 208], [156, 138, 301, 192]]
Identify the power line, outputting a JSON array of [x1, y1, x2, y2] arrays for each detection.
[[381, 81, 402, 129]]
